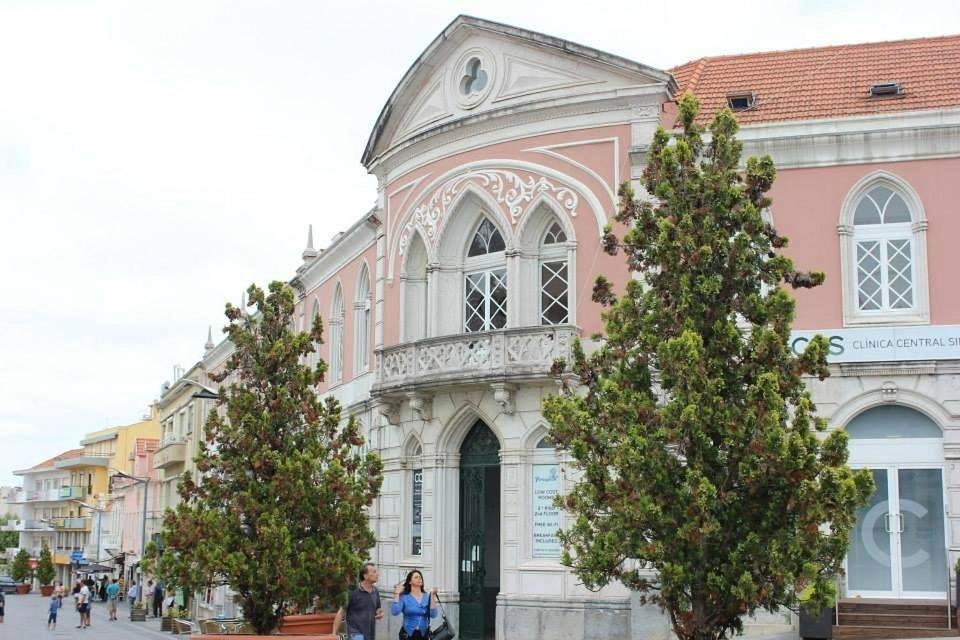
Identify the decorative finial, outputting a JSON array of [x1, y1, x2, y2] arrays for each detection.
[[302, 224, 319, 261], [204, 326, 214, 354]]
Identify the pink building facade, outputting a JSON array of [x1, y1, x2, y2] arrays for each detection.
[[187, 18, 960, 639]]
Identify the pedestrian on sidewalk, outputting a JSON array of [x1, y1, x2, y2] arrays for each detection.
[[106, 578, 120, 621], [390, 569, 439, 640], [48, 593, 61, 630], [0, 589, 5, 624], [77, 580, 91, 628], [333, 562, 383, 640], [152, 580, 164, 618], [127, 580, 139, 608]]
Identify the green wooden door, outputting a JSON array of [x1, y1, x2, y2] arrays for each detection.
[[459, 421, 500, 640]]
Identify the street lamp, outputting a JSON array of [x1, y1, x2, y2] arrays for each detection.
[[70, 499, 104, 566], [110, 469, 149, 606]]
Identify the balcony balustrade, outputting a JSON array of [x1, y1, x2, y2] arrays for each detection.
[[373, 325, 577, 394], [154, 439, 187, 469], [58, 485, 86, 499], [50, 517, 90, 531], [2, 519, 54, 531], [25, 488, 62, 502]]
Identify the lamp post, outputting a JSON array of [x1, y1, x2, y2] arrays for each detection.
[[110, 470, 149, 606], [70, 500, 104, 566]]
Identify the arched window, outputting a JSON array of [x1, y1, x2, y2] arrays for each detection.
[[330, 284, 345, 384], [464, 218, 508, 332], [540, 222, 569, 325], [309, 299, 320, 369], [841, 173, 928, 325], [354, 264, 371, 373]]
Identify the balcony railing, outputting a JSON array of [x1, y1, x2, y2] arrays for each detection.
[[373, 325, 578, 394], [50, 517, 90, 531], [59, 485, 86, 499], [25, 488, 63, 502], [2, 519, 54, 532], [154, 440, 187, 469]]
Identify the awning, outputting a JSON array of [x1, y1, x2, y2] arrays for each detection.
[[78, 563, 114, 573]]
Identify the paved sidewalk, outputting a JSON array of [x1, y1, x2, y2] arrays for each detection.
[[0, 591, 173, 639]]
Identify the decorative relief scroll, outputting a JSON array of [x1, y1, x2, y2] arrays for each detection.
[[398, 169, 580, 257]]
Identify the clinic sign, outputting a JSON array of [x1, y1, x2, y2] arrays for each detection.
[[790, 325, 960, 363]]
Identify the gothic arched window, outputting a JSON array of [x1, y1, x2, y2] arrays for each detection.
[[464, 218, 508, 332]]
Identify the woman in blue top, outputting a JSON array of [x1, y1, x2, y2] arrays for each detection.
[[390, 569, 438, 639]]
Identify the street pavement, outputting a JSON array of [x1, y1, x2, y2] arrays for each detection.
[[0, 591, 174, 639]]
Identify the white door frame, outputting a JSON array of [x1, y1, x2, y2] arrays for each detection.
[[846, 437, 948, 599]]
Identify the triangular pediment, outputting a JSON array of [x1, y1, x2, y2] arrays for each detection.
[[363, 15, 674, 168]]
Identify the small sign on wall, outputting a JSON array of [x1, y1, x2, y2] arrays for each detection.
[[532, 464, 561, 557]]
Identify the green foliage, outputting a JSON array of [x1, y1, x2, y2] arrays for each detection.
[[11, 547, 32, 583], [543, 93, 873, 640], [158, 282, 383, 635], [0, 513, 18, 550], [36, 542, 55, 586]]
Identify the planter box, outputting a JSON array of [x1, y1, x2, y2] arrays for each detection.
[[39, 585, 54, 597], [15, 583, 30, 595], [280, 613, 337, 634], [161, 616, 174, 631], [799, 604, 833, 640], [130, 607, 148, 622]]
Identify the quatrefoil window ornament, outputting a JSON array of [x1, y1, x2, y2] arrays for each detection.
[[460, 57, 488, 96]]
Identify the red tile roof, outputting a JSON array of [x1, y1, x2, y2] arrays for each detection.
[[671, 34, 960, 126], [29, 448, 84, 470]]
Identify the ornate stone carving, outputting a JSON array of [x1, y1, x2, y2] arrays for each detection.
[[398, 169, 580, 257], [882, 380, 898, 402], [373, 326, 577, 392], [490, 382, 516, 415], [407, 392, 433, 421]]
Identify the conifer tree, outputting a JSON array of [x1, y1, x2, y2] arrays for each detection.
[[36, 542, 55, 587], [543, 94, 873, 640], [159, 282, 383, 635]]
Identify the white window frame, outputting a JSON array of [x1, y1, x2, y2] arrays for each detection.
[[539, 223, 569, 325], [463, 218, 508, 333], [839, 171, 929, 326], [329, 284, 345, 385], [353, 265, 371, 373]]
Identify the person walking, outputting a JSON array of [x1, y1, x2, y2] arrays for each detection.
[[127, 580, 139, 608], [0, 589, 5, 624], [152, 580, 164, 618], [47, 593, 61, 630], [390, 570, 438, 640], [333, 562, 383, 640], [106, 577, 121, 621], [77, 580, 91, 628]]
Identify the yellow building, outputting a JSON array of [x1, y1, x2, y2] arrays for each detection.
[[54, 407, 160, 573]]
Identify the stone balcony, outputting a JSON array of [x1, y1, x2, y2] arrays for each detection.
[[373, 325, 577, 397], [154, 439, 187, 470]]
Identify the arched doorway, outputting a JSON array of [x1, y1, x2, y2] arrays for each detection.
[[459, 420, 500, 640], [845, 405, 947, 598]]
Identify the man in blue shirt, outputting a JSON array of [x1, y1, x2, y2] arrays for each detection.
[[106, 578, 121, 620]]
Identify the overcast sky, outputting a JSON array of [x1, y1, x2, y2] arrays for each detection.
[[2, 0, 959, 487]]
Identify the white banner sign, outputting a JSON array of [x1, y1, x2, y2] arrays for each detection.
[[532, 464, 562, 558], [790, 325, 960, 364]]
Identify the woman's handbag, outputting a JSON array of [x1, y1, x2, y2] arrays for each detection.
[[431, 595, 456, 640]]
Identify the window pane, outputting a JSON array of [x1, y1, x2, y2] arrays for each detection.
[[856, 241, 882, 311], [884, 193, 911, 223], [541, 261, 569, 325], [465, 274, 486, 332], [468, 219, 505, 257], [887, 239, 914, 309], [543, 223, 567, 245], [490, 269, 508, 329], [854, 197, 882, 225]]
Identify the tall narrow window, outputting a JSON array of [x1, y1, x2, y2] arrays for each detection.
[[330, 284, 345, 384], [540, 222, 569, 325], [354, 265, 371, 372], [853, 186, 915, 312], [310, 299, 321, 369], [464, 218, 508, 332], [412, 444, 423, 556], [840, 173, 928, 326]]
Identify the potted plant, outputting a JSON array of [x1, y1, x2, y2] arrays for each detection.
[[10, 548, 33, 594], [36, 543, 55, 596], [130, 599, 148, 622], [798, 584, 834, 640], [156, 283, 383, 638]]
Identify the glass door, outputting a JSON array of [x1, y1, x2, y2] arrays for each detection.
[[846, 466, 946, 598]]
